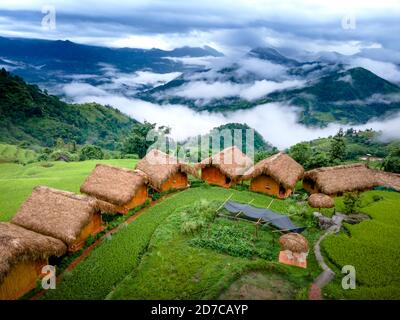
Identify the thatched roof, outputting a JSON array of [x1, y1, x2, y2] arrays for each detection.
[[135, 149, 198, 191], [80, 164, 148, 206], [279, 233, 309, 253], [308, 193, 334, 209], [374, 170, 400, 192], [242, 152, 304, 189], [11, 186, 99, 245], [0, 222, 66, 285], [304, 163, 377, 195], [196, 146, 253, 180]]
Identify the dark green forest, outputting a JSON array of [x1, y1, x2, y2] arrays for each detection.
[[0, 68, 137, 150]]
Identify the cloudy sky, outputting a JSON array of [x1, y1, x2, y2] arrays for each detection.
[[1, 1, 400, 149], [0, 0, 399, 55]]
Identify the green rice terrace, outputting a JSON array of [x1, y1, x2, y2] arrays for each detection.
[[0, 160, 399, 300]]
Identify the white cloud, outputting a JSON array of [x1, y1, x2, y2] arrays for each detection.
[[123, 71, 181, 86], [240, 80, 304, 100], [351, 57, 400, 83], [62, 82, 400, 149], [236, 57, 288, 79], [172, 79, 303, 101], [62, 82, 108, 97], [173, 81, 240, 100]]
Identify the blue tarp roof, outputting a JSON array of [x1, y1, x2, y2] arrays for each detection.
[[223, 200, 305, 233]]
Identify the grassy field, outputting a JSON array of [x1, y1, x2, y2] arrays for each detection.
[[0, 159, 137, 221], [1, 159, 399, 300], [323, 191, 400, 299], [41, 186, 321, 300], [0, 143, 37, 164], [107, 196, 321, 300]]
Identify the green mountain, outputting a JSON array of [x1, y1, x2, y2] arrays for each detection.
[[0, 69, 137, 149], [268, 67, 400, 125], [141, 65, 400, 126]]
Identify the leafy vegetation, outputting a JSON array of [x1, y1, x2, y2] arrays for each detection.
[[383, 146, 400, 173], [342, 192, 362, 214], [121, 121, 170, 158], [180, 200, 219, 235], [107, 189, 321, 300], [0, 69, 137, 150], [0, 143, 37, 164], [289, 128, 399, 169]]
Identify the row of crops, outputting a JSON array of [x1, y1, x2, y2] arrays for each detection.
[[41, 187, 300, 300], [322, 191, 400, 299], [0, 143, 37, 163]]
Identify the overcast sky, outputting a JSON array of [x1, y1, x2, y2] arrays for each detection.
[[0, 0, 399, 55]]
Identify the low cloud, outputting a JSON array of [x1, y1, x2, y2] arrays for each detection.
[[172, 79, 303, 102], [351, 57, 400, 83], [62, 81, 400, 149]]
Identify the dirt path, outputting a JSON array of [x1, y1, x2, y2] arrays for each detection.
[[309, 224, 340, 300]]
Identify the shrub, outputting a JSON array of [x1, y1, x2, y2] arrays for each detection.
[[79, 145, 104, 161], [180, 200, 219, 235], [343, 192, 362, 214], [189, 224, 277, 260]]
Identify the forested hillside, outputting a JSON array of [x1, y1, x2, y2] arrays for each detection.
[[0, 69, 137, 150]]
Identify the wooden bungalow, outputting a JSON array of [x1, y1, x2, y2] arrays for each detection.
[[303, 163, 377, 196], [197, 146, 253, 188], [80, 164, 149, 215], [0, 222, 66, 300], [135, 149, 198, 192], [11, 186, 103, 252], [242, 152, 304, 199]]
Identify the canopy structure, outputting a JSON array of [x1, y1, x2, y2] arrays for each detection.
[[223, 200, 305, 233]]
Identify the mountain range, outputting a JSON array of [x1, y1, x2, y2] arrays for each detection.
[[1, 36, 400, 136]]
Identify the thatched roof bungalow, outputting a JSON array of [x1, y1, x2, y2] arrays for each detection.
[[303, 163, 377, 196], [11, 186, 103, 252], [0, 222, 66, 300], [81, 164, 149, 214], [308, 193, 334, 209], [197, 146, 253, 188], [242, 152, 304, 199], [135, 149, 198, 192]]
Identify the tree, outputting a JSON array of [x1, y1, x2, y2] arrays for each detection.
[[306, 151, 330, 169], [79, 145, 104, 161], [289, 142, 312, 166], [383, 147, 400, 173], [121, 121, 170, 158], [329, 129, 346, 164], [343, 192, 362, 214]]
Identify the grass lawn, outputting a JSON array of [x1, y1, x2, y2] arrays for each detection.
[[0, 159, 137, 221], [41, 186, 321, 300], [322, 190, 400, 299]]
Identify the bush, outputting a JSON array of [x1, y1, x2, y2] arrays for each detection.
[[79, 145, 104, 161], [189, 224, 277, 260], [180, 200, 219, 235], [342, 192, 362, 214]]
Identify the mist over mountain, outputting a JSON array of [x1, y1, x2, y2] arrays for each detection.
[[1, 36, 400, 149]]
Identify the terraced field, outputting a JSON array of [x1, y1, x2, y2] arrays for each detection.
[[323, 191, 400, 299]]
